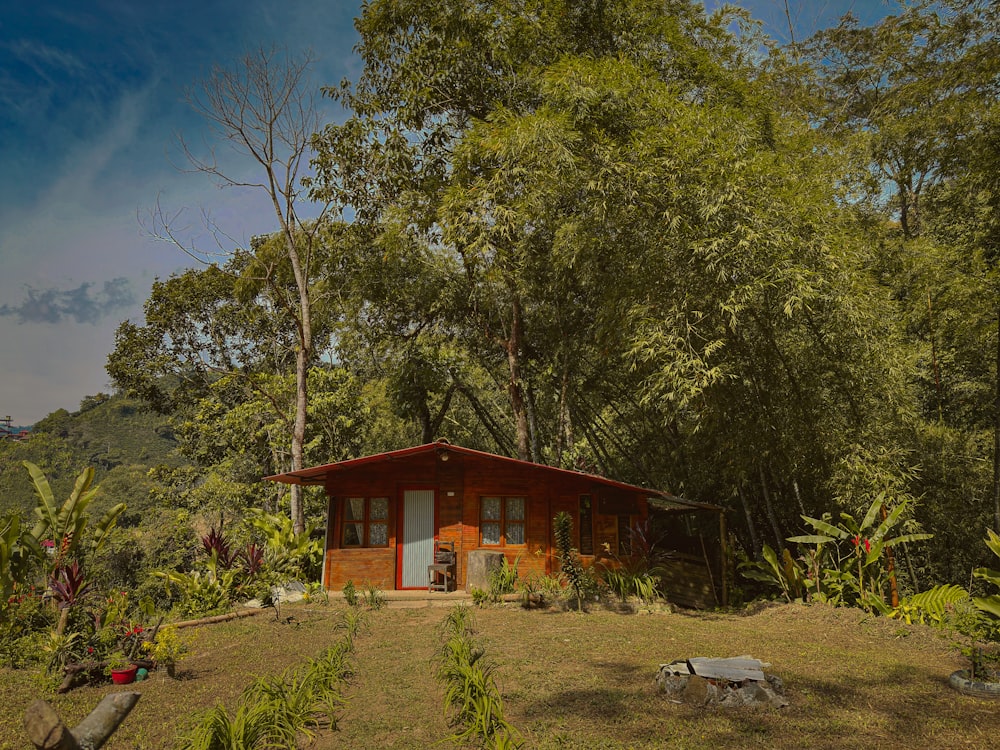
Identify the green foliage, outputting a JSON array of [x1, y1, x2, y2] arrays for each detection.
[[0, 394, 180, 521], [485, 555, 520, 604], [0, 587, 50, 668], [341, 580, 357, 608], [0, 513, 43, 621], [436, 605, 522, 750], [515, 572, 565, 609], [784, 495, 931, 610], [302, 580, 328, 605], [973, 530, 1000, 619], [740, 545, 806, 603], [180, 612, 360, 749], [553, 512, 586, 611], [889, 584, 970, 626], [248, 510, 323, 582], [25, 461, 125, 570], [600, 566, 661, 606], [142, 625, 189, 670], [362, 581, 386, 611], [155, 567, 233, 619]]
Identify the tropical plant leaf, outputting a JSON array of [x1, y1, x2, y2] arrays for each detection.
[[860, 495, 884, 532], [973, 595, 1000, 619], [786, 534, 834, 545], [973, 567, 1000, 586], [882, 533, 932, 548], [985, 529, 1000, 559], [800, 516, 848, 539], [906, 584, 969, 613], [870, 501, 906, 544]]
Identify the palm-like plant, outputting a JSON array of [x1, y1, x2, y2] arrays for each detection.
[[785, 494, 931, 609], [24, 461, 125, 570], [0, 514, 43, 621], [973, 530, 1000, 618]]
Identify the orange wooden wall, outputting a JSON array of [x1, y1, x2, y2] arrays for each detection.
[[321, 450, 650, 591]]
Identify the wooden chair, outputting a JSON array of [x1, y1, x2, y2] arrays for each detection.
[[428, 540, 456, 592]]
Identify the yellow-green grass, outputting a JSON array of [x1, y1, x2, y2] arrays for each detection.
[[2, 602, 996, 750]]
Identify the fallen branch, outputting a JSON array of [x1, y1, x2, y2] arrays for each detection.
[[172, 607, 265, 630], [25, 692, 140, 749]]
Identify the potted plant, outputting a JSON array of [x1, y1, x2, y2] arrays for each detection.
[[107, 651, 137, 684], [144, 625, 188, 678]]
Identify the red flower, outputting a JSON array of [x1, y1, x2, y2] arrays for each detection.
[[864, 538, 871, 553], [852, 535, 860, 547]]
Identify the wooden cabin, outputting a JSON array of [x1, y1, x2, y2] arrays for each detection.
[[266, 441, 724, 605]]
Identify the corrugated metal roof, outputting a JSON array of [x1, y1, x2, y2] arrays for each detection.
[[264, 441, 719, 514]]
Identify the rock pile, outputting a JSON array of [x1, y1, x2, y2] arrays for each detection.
[[655, 656, 788, 708]]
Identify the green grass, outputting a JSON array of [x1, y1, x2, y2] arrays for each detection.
[[3, 602, 999, 749]]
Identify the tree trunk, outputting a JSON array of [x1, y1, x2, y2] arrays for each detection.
[[759, 465, 784, 550], [287, 233, 311, 536], [290, 343, 308, 535], [555, 368, 572, 466], [25, 693, 140, 750], [506, 296, 531, 461], [737, 484, 762, 559], [993, 304, 1000, 533], [525, 382, 542, 464], [429, 382, 457, 441]]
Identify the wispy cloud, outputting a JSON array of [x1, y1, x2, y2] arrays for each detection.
[[0, 278, 135, 325]]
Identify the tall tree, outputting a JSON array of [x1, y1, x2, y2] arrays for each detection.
[[312, 0, 763, 462], [153, 48, 335, 532]]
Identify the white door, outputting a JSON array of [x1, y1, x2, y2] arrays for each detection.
[[401, 489, 435, 588]]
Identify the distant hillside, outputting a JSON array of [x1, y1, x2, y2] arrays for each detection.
[[0, 392, 185, 517]]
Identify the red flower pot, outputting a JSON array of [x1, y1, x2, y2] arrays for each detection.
[[111, 664, 138, 684]]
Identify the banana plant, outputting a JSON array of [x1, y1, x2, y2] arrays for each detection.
[[973, 530, 1000, 619], [786, 493, 931, 610], [0, 513, 44, 621], [24, 461, 125, 568], [739, 544, 806, 602]]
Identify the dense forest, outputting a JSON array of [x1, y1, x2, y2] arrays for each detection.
[[6, 0, 1000, 599]]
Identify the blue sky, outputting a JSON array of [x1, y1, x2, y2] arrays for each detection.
[[0, 0, 896, 425]]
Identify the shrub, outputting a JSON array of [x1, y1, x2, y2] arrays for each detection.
[[486, 555, 519, 603], [436, 605, 522, 749], [342, 580, 358, 607], [553, 512, 586, 610], [180, 612, 361, 749]]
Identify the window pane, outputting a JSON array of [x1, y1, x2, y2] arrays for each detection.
[[506, 497, 525, 521], [343, 522, 363, 546], [344, 498, 365, 521], [370, 497, 389, 520], [481, 497, 501, 521], [482, 522, 501, 546], [506, 522, 525, 545], [369, 523, 388, 546]]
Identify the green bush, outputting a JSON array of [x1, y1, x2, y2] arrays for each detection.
[[342, 580, 358, 607], [486, 555, 520, 603]]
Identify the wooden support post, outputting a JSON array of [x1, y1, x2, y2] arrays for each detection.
[[25, 692, 140, 750], [719, 511, 728, 607]]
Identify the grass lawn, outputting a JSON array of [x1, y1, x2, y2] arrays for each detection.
[[3, 600, 997, 749]]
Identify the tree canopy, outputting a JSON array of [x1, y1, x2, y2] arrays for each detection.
[[91, 0, 1000, 589]]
